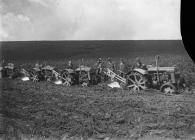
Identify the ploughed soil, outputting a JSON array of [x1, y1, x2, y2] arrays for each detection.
[[0, 79, 195, 140]]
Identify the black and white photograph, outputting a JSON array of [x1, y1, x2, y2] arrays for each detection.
[[0, 0, 195, 139]]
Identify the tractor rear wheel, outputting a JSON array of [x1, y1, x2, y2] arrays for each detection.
[[63, 79, 71, 86], [61, 70, 73, 86], [31, 74, 39, 82], [126, 72, 147, 92]]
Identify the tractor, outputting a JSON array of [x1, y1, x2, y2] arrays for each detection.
[[1, 63, 32, 81], [60, 68, 75, 86], [104, 56, 185, 94], [30, 67, 44, 82], [40, 65, 74, 86], [41, 65, 58, 82], [145, 56, 185, 94], [2, 63, 15, 78], [125, 65, 180, 94], [75, 65, 104, 86]]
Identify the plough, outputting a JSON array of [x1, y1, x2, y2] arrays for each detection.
[[52, 69, 72, 86], [1, 56, 186, 94], [104, 68, 147, 91], [104, 68, 126, 84]]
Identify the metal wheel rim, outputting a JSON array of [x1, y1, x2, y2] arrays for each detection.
[[63, 80, 71, 86], [163, 86, 175, 95], [82, 82, 88, 87], [62, 71, 68, 78], [32, 75, 38, 82], [127, 72, 147, 92]]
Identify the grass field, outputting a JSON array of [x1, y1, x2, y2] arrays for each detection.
[[1, 40, 195, 140], [0, 40, 187, 61], [1, 78, 195, 140]]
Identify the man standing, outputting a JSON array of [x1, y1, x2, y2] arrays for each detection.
[[94, 58, 102, 74], [119, 58, 125, 77], [0, 58, 4, 79], [134, 58, 142, 68], [67, 59, 73, 69], [132, 57, 147, 70], [106, 57, 116, 82], [107, 57, 115, 71]]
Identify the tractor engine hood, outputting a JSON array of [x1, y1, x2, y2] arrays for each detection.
[[148, 67, 176, 72], [75, 65, 91, 72], [133, 68, 148, 75]]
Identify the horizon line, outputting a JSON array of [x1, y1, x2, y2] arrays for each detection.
[[0, 39, 183, 42]]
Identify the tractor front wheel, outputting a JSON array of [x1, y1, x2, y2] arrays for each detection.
[[79, 71, 90, 87], [160, 83, 176, 95]]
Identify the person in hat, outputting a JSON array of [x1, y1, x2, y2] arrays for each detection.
[[0, 58, 5, 67], [134, 58, 142, 68], [0, 58, 4, 79], [67, 59, 73, 69], [94, 58, 103, 74], [34, 62, 42, 71], [107, 57, 115, 71], [132, 57, 147, 70], [106, 57, 116, 82], [119, 58, 125, 77]]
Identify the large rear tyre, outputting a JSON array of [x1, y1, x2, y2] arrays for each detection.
[[126, 72, 147, 92], [31, 74, 39, 82], [61, 70, 73, 86]]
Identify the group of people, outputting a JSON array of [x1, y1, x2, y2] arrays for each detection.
[[0, 57, 146, 78], [93, 57, 146, 76]]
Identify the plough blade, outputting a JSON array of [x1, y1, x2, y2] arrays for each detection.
[[21, 77, 30, 81], [54, 80, 63, 85], [108, 81, 121, 88]]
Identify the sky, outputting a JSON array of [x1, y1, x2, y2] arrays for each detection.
[[0, 0, 181, 41]]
